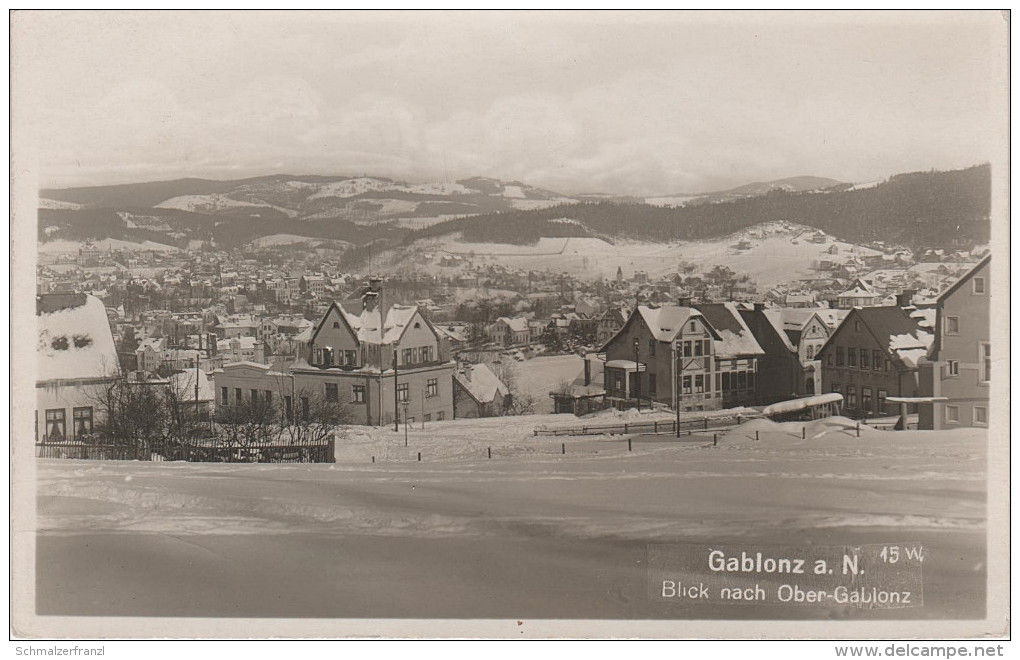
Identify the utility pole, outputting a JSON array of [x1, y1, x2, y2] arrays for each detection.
[[674, 342, 681, 437], [633, 338, 641, 412], [393, 349, 399, 432]]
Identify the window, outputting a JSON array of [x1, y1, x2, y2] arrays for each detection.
[[648, 339, 656, 357], [806, 345, 814, 359], [682, 341, 692, 358], [682, 375, 692, 395], [325, 383, 339, 402], [945, 316, 960, 335], [235, 388, 242, 404], [694, 340, 703, 357], [722, 372, 731, 391], [402, 348, 413, 365], [980, 343, 991, 383], [264, 391, 272, 406], [974, 406, 987, 426], [352, 385, 366, 403], [424, 414, 431, 422], [285, 396, 293, 421], [301, 397, 310, 421], [437, 411, 445, 421], [947, 360, 959, 377], [945, 405, 960, 424], [861, 387, 872, 414], [690, 321, 697, 332], [715, 373, 721, 390], [344, 350, 357, 366], [45, 409, 66, 440], [860, 348, 869, 369], [876, 390, 888, 414], [397, 383, 409, 402], [885, 360, 891, 372], [426, 378, 438, 397], [333, 321, 340, 328], [846, 386, 856, 408], [221, 386, 229, 405], [836, 346, 845, 366], [847, 348, 857, 367], [694, 374, 704, 393], [973, 277, 986, 294], [251, 389, 259, 405], [873, 350, 883, 370], [72, 407, 93, 437], [324, 349, 334, 366], [649, 373, 657, 395]]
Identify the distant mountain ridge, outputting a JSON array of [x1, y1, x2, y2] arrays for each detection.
[[38, 165, 989, 252]]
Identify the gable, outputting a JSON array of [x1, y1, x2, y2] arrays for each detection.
[[310, 303, 359, 351], [393, 310, 440, 349]]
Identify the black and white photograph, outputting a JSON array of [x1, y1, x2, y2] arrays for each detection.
[[9, 9, 1010, 645]]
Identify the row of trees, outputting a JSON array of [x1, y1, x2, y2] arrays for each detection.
[[86, 373, 350, 459]]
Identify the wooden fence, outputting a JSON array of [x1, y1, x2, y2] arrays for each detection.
[[533, 413, 760, 437]]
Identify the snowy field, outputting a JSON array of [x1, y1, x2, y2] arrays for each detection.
[[514, 354, 583, 414], [36, 421, 986, 620], [396, 224, 882, 288]]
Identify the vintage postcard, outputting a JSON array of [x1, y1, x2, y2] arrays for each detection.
[[9, 10, 1010, 644]]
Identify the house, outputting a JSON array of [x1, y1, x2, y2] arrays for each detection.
[[213, 278, 455, 426], [453, 363, 511, 418], [550, 353, 607, 416], [486, 316, 530, 346], [741, 306, 849, 403], [693, 303, 765, 409], [816, 306, 934, 419], [595, 306, 629, 346], [36, 293, 120, 441], [836, 278, 883, 309], [918, 256, 991, 429], [600, 304, 761, 412]]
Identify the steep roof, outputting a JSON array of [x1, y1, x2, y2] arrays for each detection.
[[820, 306, 934, 370], [37, 294, 120, 382], [936, 255, 991, 303], [497, 316, 530, 333], [695, 302, 765, 357], [454, 363, 510, 405]]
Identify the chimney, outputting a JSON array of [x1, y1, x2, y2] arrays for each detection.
[[896, 289, 917, 307], [255, 341, 266, 364], [583, 357, 591, 386], [678, 297, 692, 307], [754, 302, 765, 312], [463, 364, 472, 381]]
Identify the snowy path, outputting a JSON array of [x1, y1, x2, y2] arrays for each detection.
[[36, 427, 987, 619]]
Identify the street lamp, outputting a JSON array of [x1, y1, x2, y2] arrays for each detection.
[[633, 337, 641, 412]]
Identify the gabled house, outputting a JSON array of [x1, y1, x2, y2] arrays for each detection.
[[918, 256, 991, 429], [600, 304, 762, 412], [37, 293, 120, 441], [214, 278, 455, 426], [486, 316, 530, 346], [816, 306, 934, 418], [595, 306, 629, 346], [836, 278, 883, 309], [453, 363, 511, 418]]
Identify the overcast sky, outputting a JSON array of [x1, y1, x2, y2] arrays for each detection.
[[13, 10, 1006, 196]]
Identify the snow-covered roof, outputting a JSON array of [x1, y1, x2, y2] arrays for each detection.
[[497, 316, 530, 333], [37, 294, 119, 382], [889, 329, 933, 368], [636, 306, 699, 342], [763, 393, 843, 416], [455, 363, 509, 405], [696, 303, 764, 357], [218, 336, 258, 350]]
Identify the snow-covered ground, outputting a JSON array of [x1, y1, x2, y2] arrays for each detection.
[[400, 224, 881, 288], [36, 422, 987, 618], [514, 354, 583, 414]]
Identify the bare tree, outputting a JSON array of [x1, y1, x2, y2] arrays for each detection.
[[490, 360, 536, 416], [277, 386, 351, 446]]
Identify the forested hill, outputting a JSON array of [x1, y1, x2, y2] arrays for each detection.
[[404, 164, 990, 250]]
